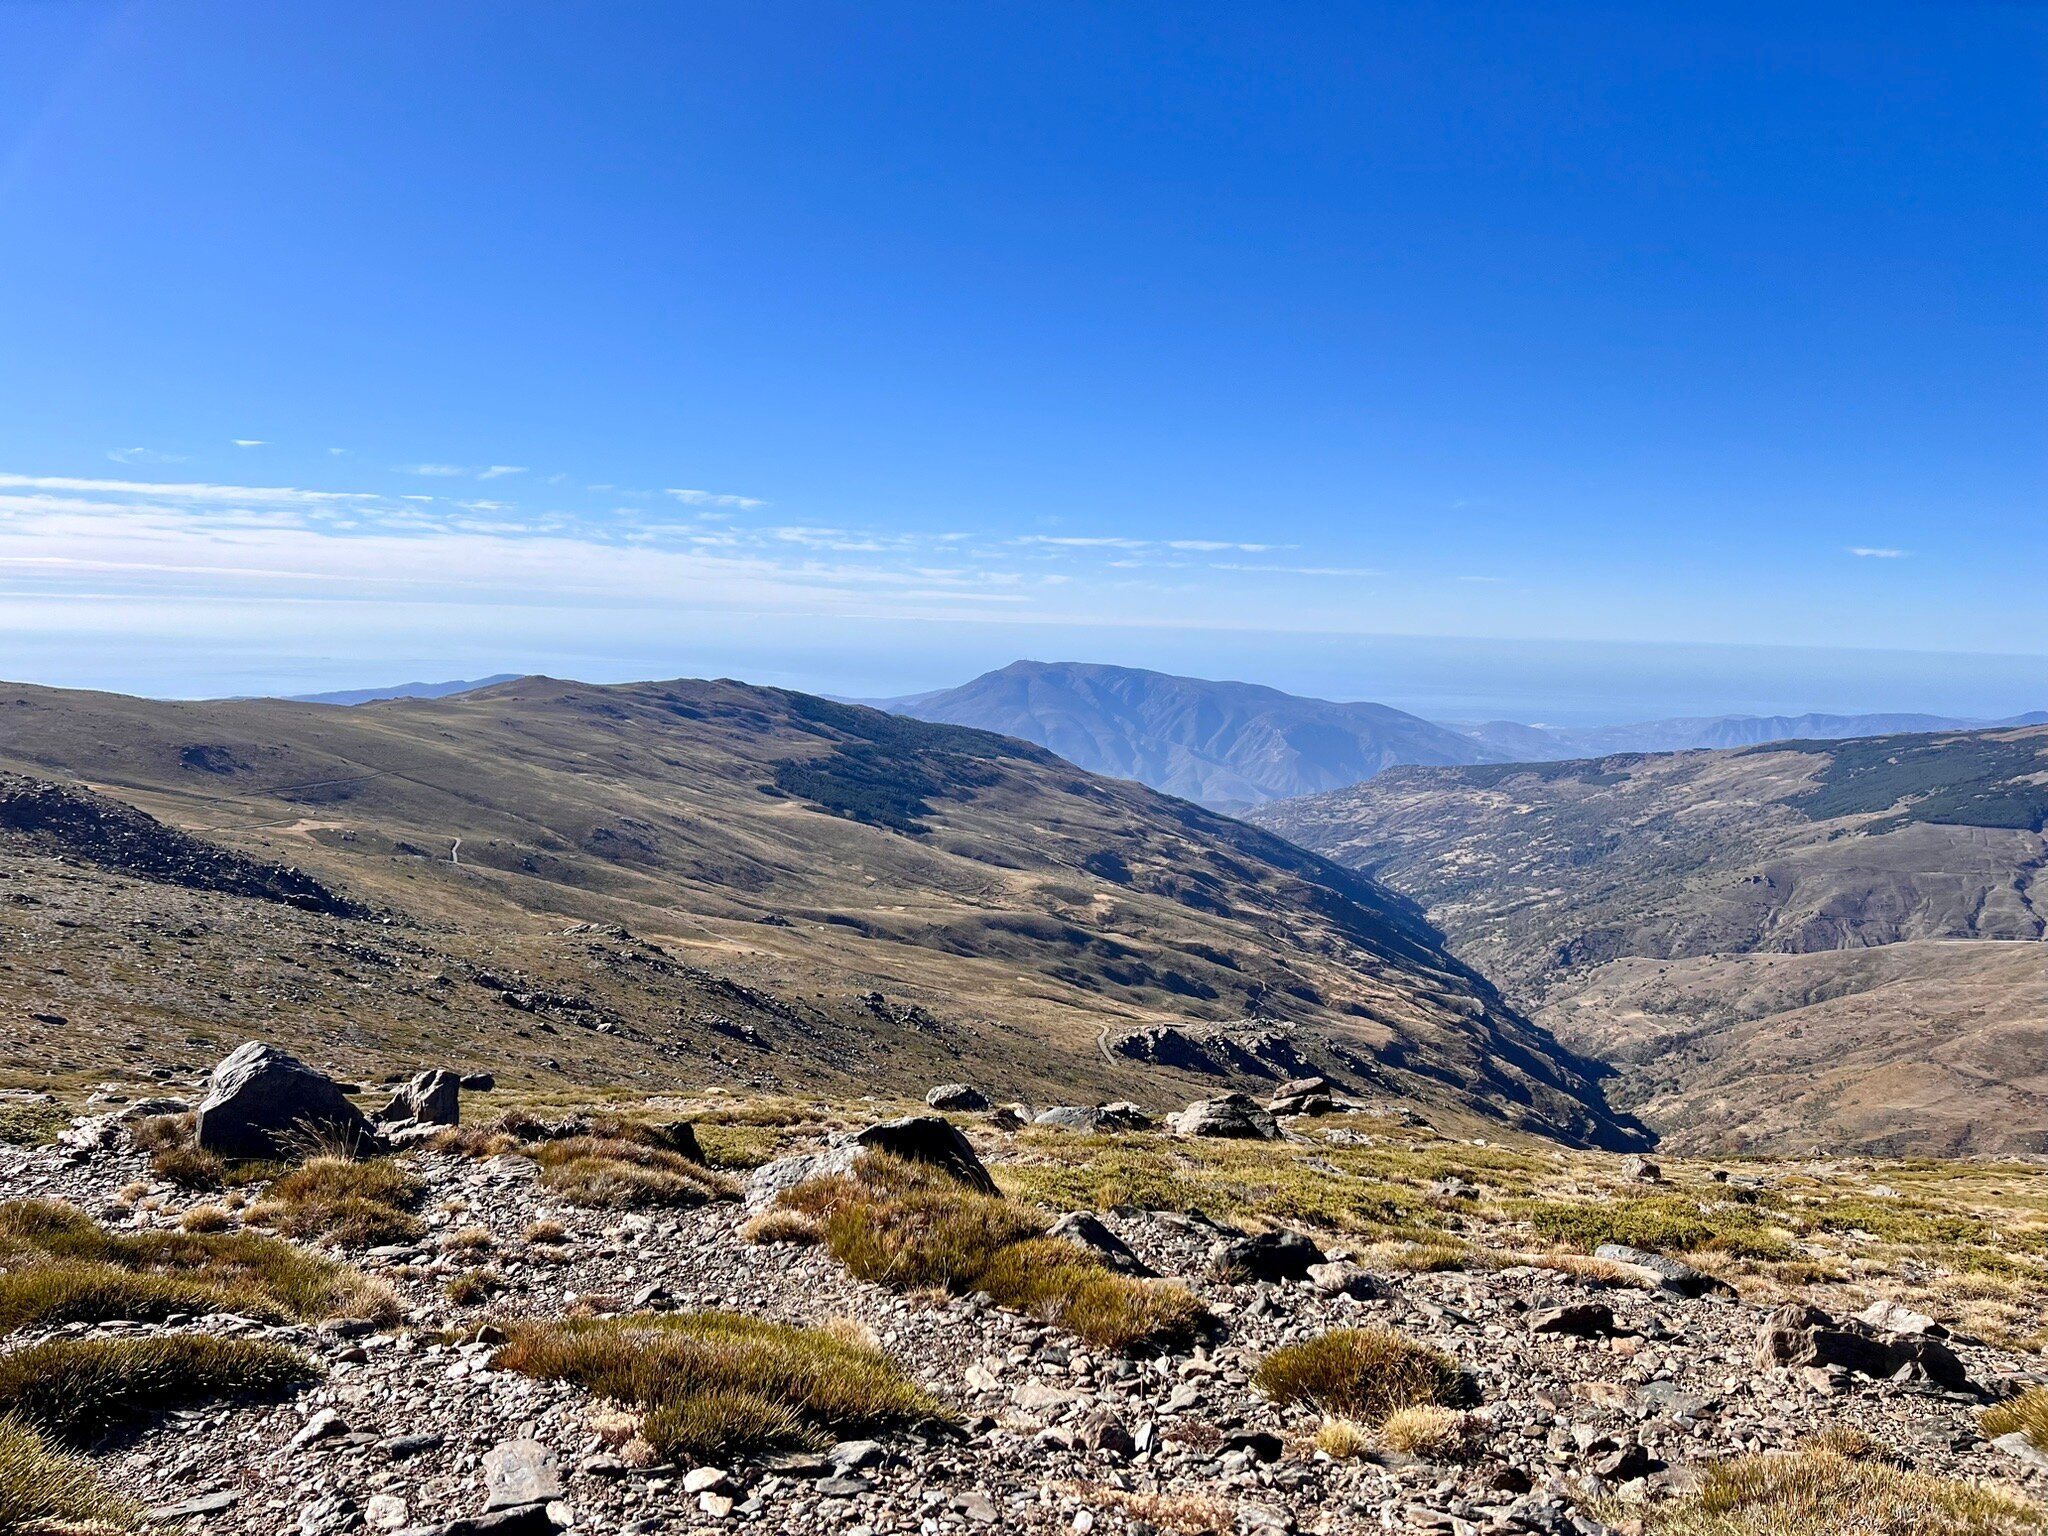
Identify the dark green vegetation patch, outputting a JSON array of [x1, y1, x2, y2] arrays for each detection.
[[769, 694, 1045, 833], [1774, 731, 2048, 832]]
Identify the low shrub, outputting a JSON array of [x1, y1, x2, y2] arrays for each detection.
[[0, 1413, 140, 1530], [1624, 1436, 2045, 1535], [0, 1198, 398, 1328], [494, 1311, 945, 1461], [1253, 1328, 1465, 1425], [780, 1157, 1207, 1352], [0, 1336, 318, 1441]]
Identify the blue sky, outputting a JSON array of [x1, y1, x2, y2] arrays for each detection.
[[0, 2, 2041, 719]]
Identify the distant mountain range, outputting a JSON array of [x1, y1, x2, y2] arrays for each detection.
[[874, 660, 2046, 809], [1455, 709, 2048, 761], [285, 674, 522, 706], [872, 661, 1506, 809]]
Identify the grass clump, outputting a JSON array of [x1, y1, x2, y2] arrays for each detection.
[[1313, 1416, 1373, 1459], [1626, 1436, 2044, 1535], [1253, 1328, 1465, 1425], [780, 1157, 1208, 1352], [446, 1268, 507, 1306], [0, 1198, 397, 1328], [0, 1413, 142, 1530], [1984, 1387, 2048, 1449], [529, 1137, 739, 1210], [742, 1210, 821, 1246], [0, 1336, 318, 1442], [523, 1219, 569, 1245], [0, 1100, 69, 1148], [493, 1310, 945, 1461], [247, 1156, 425, 1249], [1378, 1403, 1476, 1460]]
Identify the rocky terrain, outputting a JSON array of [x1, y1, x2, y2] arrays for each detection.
[[0, 675, 1638, 1149], [7, 1050, 2048, 1536], [1250, 727, 2048, 1154]]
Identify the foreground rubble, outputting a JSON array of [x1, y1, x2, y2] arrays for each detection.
[[5, 1087, 2047, 1536]]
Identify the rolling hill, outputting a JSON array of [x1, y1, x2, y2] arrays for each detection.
[[877, 660, 1504, 808], [0, 675, 1643, 1147], [1250, 726, 2048, 1154], [1452, 709, 2048, 760]]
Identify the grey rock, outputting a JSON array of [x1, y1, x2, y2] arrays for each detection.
[[1274, 1075, 1331, 1099], [746, 1114, 995, 1205], [1074, 1406, 1136, 1457], [460, 1072, 496, 1091], [1033, 1103, 1152, 1133], [1621, 1155, 1663, 1183], [1049, 1211, 1152, 1275], [813, 1475, 873, 1498], [381, 1069, 461, 1127], [439, 1510, 555, 1536], [1268, 1093, 1334, 1117], [1756, 1303, 1972, 1392], [299, 1495, 362, 1536], [195, 1041, 379, 1160], [1171, 1093, 1278, 1140], [1212, 1228, 1324, 1283], [1529, 1302, 1618, 1338], [1594, 1244, 1737, 1300], [827, 1438, 885, 1469], [483, 1439, 563, 1510], [926, 1083, 990, 1112], [290, 1406, 349, 1450], [1858, 1299, 1946, 1337], [1994, 1431, 2048, 1471], [380, 1433, 446, 1460], [1306, 1260, 1379, 1299]]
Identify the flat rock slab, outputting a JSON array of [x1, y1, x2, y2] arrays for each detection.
[[483, 1439, 563, 1510]]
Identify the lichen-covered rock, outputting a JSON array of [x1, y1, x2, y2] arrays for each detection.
[[1172, 1092, 1278, 1140], [381, 1068, 461, 1127]]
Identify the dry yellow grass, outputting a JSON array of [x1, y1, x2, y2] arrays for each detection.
[[1379, 1403, 1475, 1460], [1253, 1328, 1464, 1425]]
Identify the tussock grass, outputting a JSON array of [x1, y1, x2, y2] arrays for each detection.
[[1055, 1483, 1236, 1536], [780, 1157, 1208, 1352], [493, 1311, 945, 1461], [1625, 1438, 2045, 1535], [1984, 1387, 2048, 1450], [1312, 1416, 1372, 1459], [246, 1156, 424, 1249], [178, 1205, 232, 1234], [0, 1198, 397, 1328], [0, 1336, 318, 1441], [0, 1414, 141, 1530], [529, 1137, 739, 1210], [523, 1219, 569, 1245], [741, 1209, 820, 1245], [1253, 1328, 1465, 1425], [1378, 1403, 1476, 1460], [445, 1268, 506, 1306]]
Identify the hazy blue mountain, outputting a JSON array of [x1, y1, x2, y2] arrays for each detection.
[[876, 660, 1506, 808], [1453, 709, 2048, 760], [285, 674, 522, 706]]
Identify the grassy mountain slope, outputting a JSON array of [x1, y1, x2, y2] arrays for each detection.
[[0, 676, 1641, 1147], [1250, 726, 2048, 1153], [882, 660, 1502, 809]]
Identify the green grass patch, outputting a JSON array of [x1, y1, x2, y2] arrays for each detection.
[[782, 1156, 1207, 1352], [0, 1198, 397, 1328], [529, 1136, 740, 1209], [1515, 1195, 1795, 1260], [0, 1100, 68, 1148], [494, 1310, 945, 1461], [1253, 1328, 1466, 1425], [0, 1336, 318, 1442], [0, 1413, 141, 1530]]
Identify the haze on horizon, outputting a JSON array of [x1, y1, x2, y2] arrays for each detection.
[[0, 3, 2040, 722]]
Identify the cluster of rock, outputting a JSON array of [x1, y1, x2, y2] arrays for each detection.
[[925, 1079, 1357, 1144], [190, 1042, 489, 1160]]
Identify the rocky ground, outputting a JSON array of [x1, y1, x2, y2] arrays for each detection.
[[9, 1097, 2048, 1536]]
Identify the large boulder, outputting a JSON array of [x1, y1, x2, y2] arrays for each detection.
[[195, 1042, 379, 1160], [380, 1069, 461, 1127], [1211, 1228, 1325, 1283], [926, 1083, 990, 1113], [1594, 1243, 1737, 1300], [1171, 1093, 1278, 1141], [1049, 1211, 1152, 1276], [745, 1114, 997, 1207]]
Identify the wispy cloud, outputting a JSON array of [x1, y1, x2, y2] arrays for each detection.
[[667, 487, 768, 510], [1849, 546, 1906, 559], [0, 473, 377, 506], [232, 439, 265, 448], [478, 465, 528, 480], [107, 447, 187, 465], [1217, 562, 1381, 577], [398, 463, 469, 477]]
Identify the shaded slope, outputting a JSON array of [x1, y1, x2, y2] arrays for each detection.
[[0, 676, 1642, 1147]]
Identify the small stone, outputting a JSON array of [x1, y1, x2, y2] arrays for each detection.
[[1074, 1406, 1136, 1458], [1529, 1303, 1618, 1338], [365, 1495, 409, 1531], [290, 1406, 350, 1450], [697, 1493, 734, 1519], [828, 1438, 885, 1469], [683, 1468, 732, 1495], [483, 1439, 563, 1510]]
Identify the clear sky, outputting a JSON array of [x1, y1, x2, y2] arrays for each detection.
[[0, 2, 2041, 720]]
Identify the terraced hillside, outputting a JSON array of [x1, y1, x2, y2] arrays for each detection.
[[0, 676, 1641, 1148], [1251, 727, 2048, 1154]]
